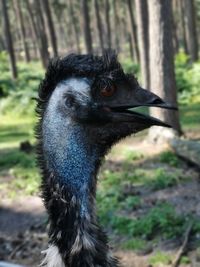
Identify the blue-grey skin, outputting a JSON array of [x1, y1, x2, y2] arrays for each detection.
[[42, 78, 99, 217]]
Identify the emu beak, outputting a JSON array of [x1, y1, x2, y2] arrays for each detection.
[[109, 86, 178, 128]]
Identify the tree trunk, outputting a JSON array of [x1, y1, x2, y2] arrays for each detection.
[[81, 0, 93, 53], [25, 0, 49, 68], [171, 1, 179, 54], [112, 0, 120, 52], [128, 32, 134, 59], [179, 0, 188, 54], [14, 0, 30, 63], [148, 0, 181, 136], [25, 0, 41, 59], [68, 0, 81, 53], [42, 0, 58, 57], [105, 0, 111, 49], [184, 0, 198, 62], [135, 0, 149, 88], [94, 0, 104, 53], [126, 0, 139, 63], [1, 0, 18, 79], [34, 0, 50, 68]]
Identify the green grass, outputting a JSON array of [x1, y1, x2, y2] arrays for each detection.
[[109, 203, 186, 239], [159, 150, 180, 167], [149, 251, 172, 266], [180, 103, 200, 130], [0, 113, 38, 195], [123, 149, 144, 162], [0, 114, 35, 148], [121, 238, 146, 251], [147, 168, 180, 190]]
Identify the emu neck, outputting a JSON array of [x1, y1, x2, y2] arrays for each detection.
[[42, 115, 118, 266], [43, 122, 99, 216]]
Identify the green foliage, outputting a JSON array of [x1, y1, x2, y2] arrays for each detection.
[[121, 238, 146, 250], [0, 113, 38, 195], [0, 115, 35, 147], [159, 150, 179, 167], [121, 57, 140, 76], [110, 203, 185, 239], [149, 168, 179, 190], [97, 170, 186, 240], [175, 51, 200, 104], [120, 196, 141, 210], [180, 256, 191, 264], [180, 103, 200, 129], [123, 149, 144, 162], [0, 54, 44, 115], [0, 147, 40, 195], [149, 251, 172, 266]]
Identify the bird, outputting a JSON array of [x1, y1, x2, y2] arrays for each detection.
[[35, 51, 175, 267]]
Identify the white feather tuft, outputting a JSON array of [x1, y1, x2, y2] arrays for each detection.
[[40, 245, 65, 267]]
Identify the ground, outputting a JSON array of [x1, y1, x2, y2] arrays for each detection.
[[0, 105, 200, 267]]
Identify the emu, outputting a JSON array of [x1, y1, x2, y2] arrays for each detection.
[[36, 51, 174, 267]]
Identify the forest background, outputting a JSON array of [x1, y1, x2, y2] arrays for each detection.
[[0, 1, 200, 266]]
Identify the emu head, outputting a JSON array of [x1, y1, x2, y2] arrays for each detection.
[[37, 51, 175, 155]]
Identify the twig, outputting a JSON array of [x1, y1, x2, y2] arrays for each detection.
[[9, 240, 27, 260], [171, 221, 193, 267]]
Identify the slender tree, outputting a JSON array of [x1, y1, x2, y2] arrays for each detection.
[[184, 0, 198, 61], [33, 0, 50, 68], [81, 0, 93, 53], [126, 0, 139, 63], [180, 0, 188, 54], [94, 0, 104, 52], [148, 0, 181, 135], [171, 0, 179, 53], [68, 0, 81, 53], [1, 0, 18, 79], [14, 0, 30, 62], [112, 0, 120, 52], [105, 0, 111, 49], [42, 0, 58, 57], [135, 0, 149, 88]]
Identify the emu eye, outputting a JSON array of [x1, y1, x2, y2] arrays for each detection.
[[100, 85, 116, 97]]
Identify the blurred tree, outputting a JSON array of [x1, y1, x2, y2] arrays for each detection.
[[25, 0, 49, 68], [105, 0, 111, 49], [148, 0, 181, 136], [171, 0, 179, 53], [126, 0, 139, 63], [25, 0, 41, 60], [184, 0, 198, 62], [179, 0, 188, 54], [112, 0, 120, 52], [42, 0, 58, 57], [81, 0, 93, 53], [31, 0, 50, 68], [135, 0, 149, 88], [94, 0, 104, 52], [68, 0, 81, 53], [1, 0, 18, 79], [14, 0, 30, 62]]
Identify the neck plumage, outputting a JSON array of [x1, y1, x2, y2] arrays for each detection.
[[40, 124, 119, 267]]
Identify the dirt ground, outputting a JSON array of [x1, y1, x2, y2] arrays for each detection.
[[0, 139, 200, 267]]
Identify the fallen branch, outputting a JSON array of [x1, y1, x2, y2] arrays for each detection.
[[171, 221, 193, 267], [8, 240, 27, 260], [169, 139, 200, 168]]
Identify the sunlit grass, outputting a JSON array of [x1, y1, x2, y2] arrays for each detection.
[[180, 103, 200, 129], [0, 114, 35, 148]]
